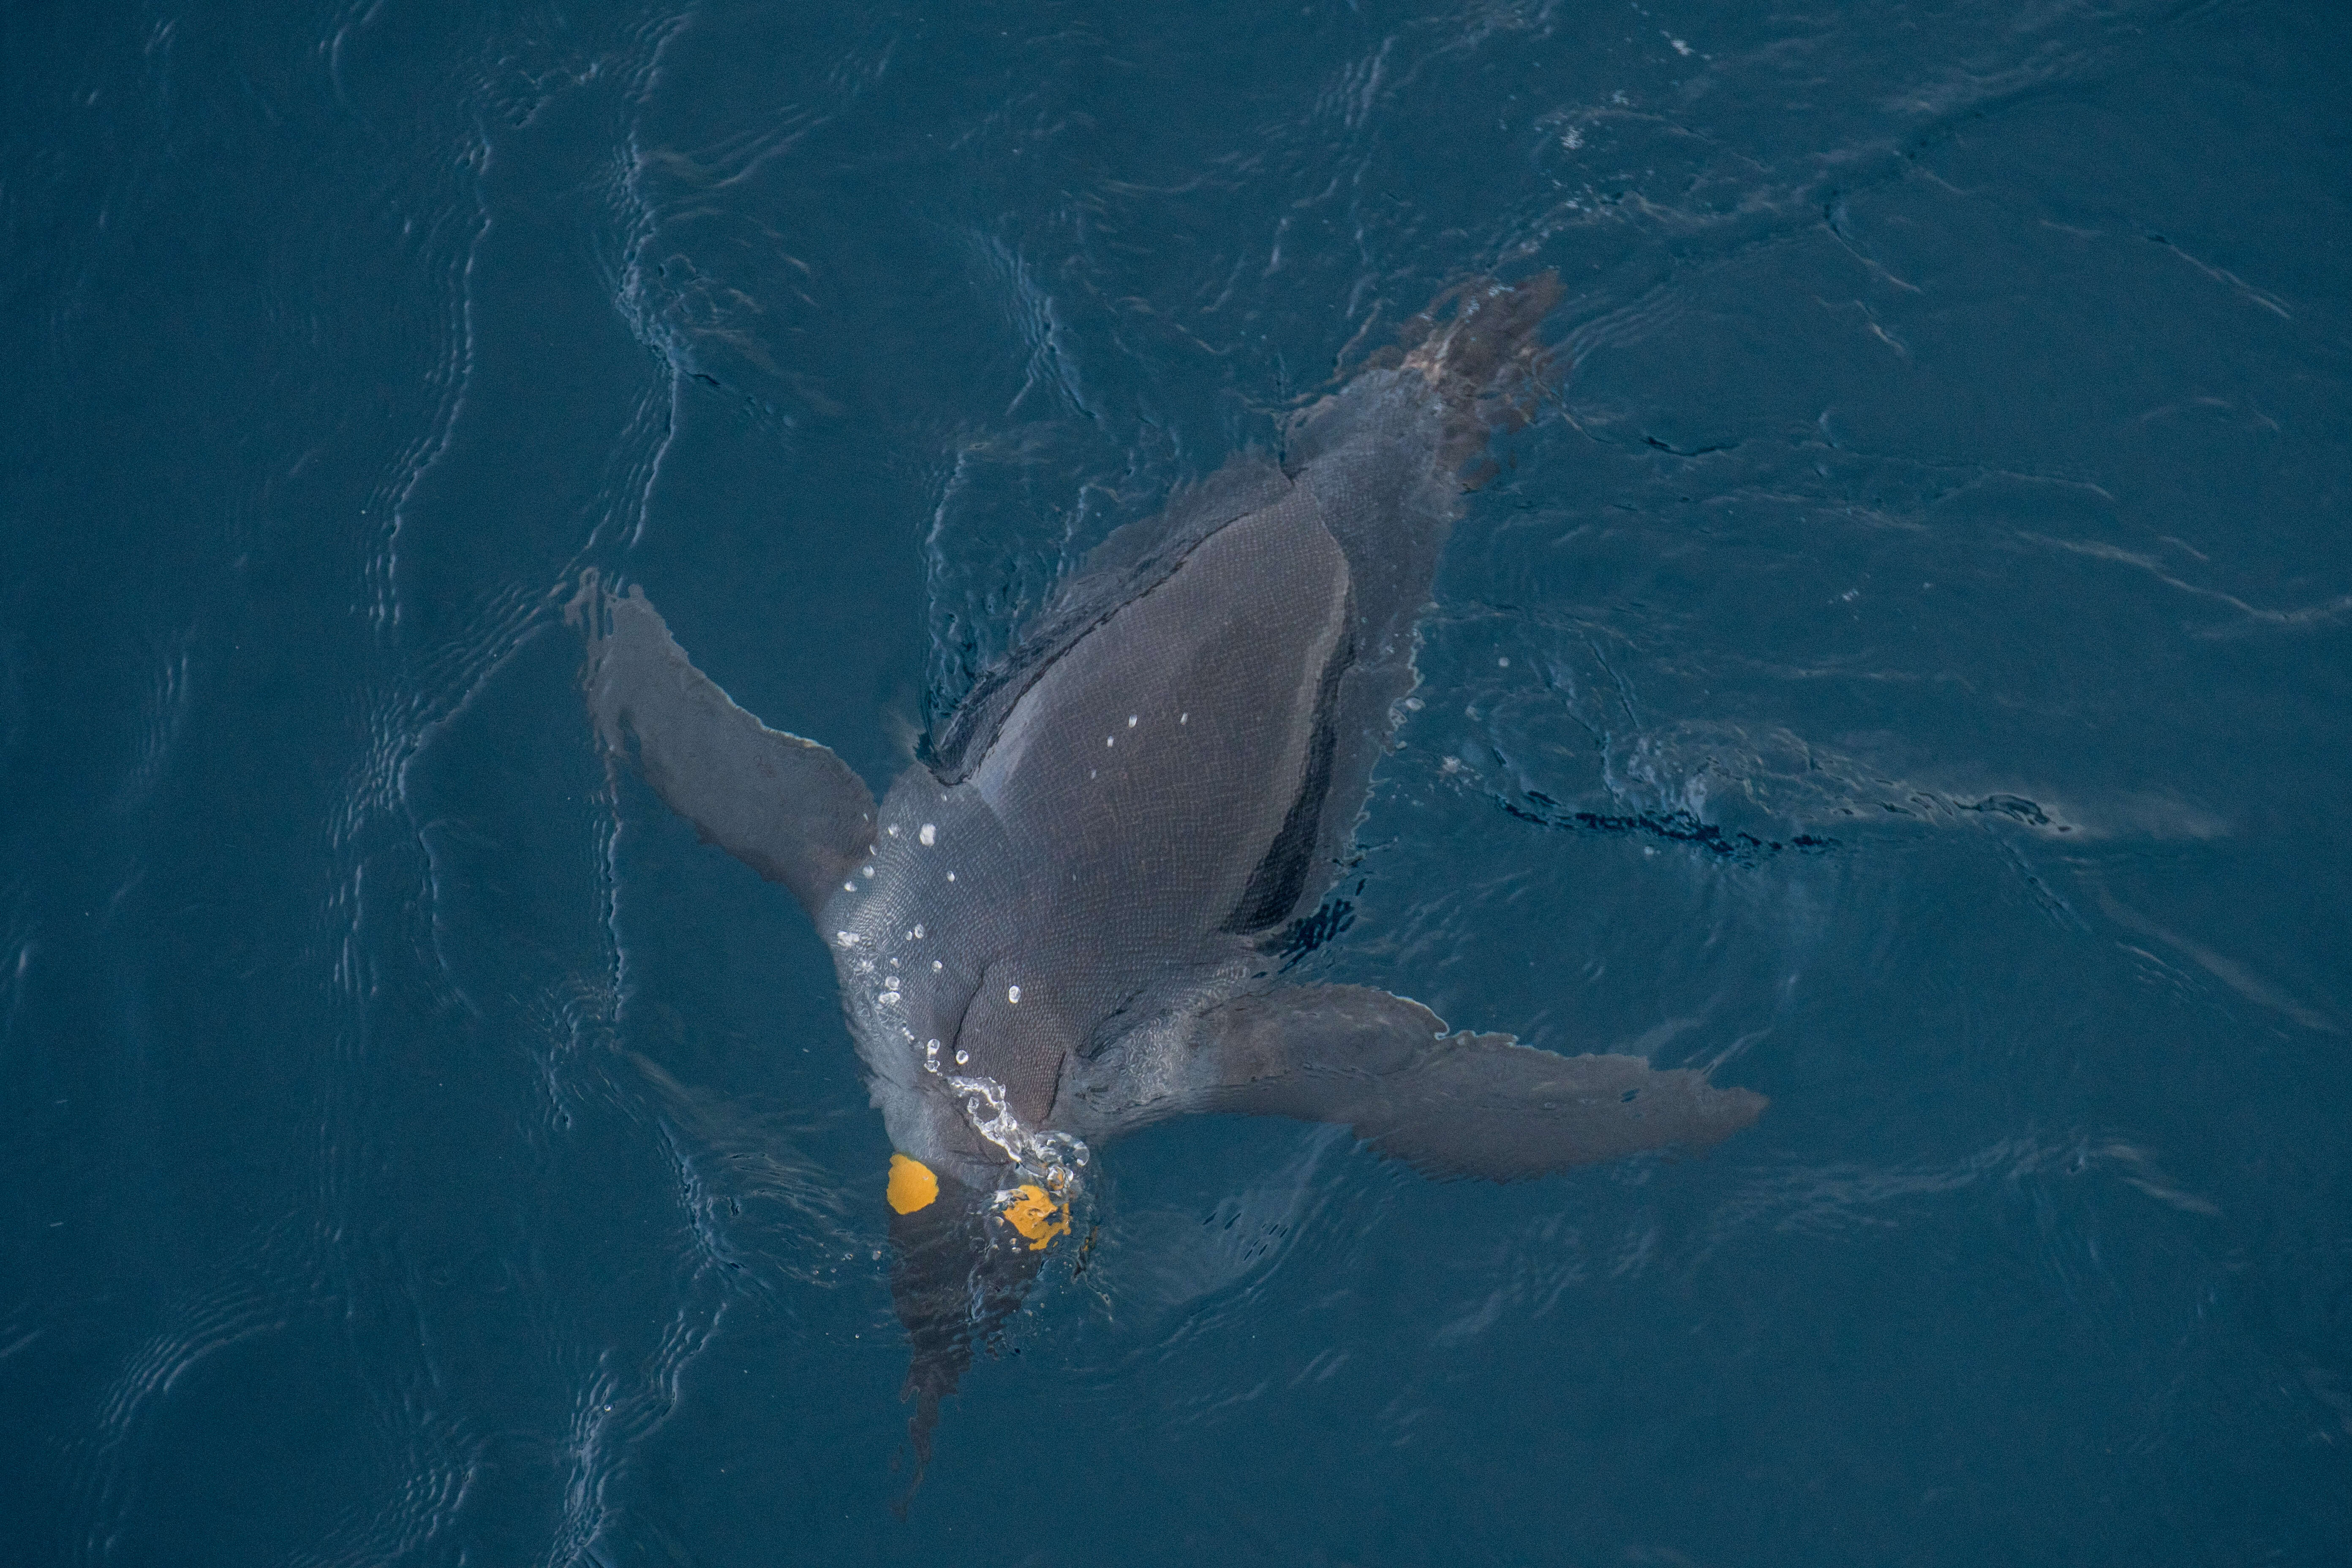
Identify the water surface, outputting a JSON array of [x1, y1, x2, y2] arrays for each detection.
[[3, 1, 2347, 1563]]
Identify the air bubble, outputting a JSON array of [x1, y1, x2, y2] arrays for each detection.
[[955, 1048, 970, 1066], [919, 823, 936, 846], [911, 923, 925, 939], [1007, 985, 1021, 1004], [932, 959, 943, 972]]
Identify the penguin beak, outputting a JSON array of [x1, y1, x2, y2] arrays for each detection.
[[884, 1155, 1068, 1497]]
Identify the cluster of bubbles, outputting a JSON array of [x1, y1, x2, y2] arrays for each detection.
[[920, 1037, 1090, 1199]]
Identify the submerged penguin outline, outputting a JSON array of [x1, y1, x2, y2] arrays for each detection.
[[568, 273, 1764, 1473]]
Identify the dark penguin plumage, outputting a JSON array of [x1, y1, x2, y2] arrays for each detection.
[[569, 274, 1764, 1483]]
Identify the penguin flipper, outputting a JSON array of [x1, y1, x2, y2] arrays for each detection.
[[570, 576, 876, 918], [1184, 984, 1765, 1181]]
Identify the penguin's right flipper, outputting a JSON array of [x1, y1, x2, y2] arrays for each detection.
[[569, 575, 876, 918], [1183, 984, 1765, 1181]]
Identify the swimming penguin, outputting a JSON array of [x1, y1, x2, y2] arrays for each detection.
[[569, 273, 1764, 1477]]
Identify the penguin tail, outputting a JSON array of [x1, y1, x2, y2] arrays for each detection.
[[1397, 270, 1566, 486]]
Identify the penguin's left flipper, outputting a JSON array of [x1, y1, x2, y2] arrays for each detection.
[[568, 574, 877, 919], [1185, 984, 1765, 1181]]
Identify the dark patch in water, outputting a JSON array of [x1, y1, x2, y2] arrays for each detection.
[[1503, 788, 1837, 864], [1960, 793, 2072, 832], [1275, 887, 1361, 969]]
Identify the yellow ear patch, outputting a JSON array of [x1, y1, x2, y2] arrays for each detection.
[[886, 1153, 939, 1214], [999, 1184, 1070, 1251]]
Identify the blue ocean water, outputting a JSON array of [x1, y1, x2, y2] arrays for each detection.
[[3, 0, 2347, 1562]]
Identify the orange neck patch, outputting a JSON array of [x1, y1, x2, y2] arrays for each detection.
[[886, 1153, 940, 1214], [999, 1184, 1071, 1251]]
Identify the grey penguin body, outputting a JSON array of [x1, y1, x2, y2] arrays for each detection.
[[573, 275, 1764, 1468]]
